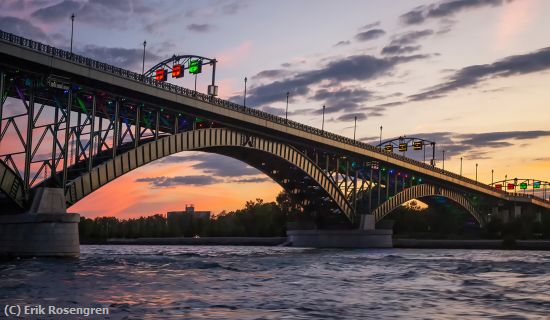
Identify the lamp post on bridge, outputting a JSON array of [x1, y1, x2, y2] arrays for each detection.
[[491, 169, 494, 185], [460, 157, 463, 176], [475, 163, 478, 182], [243, 77, 247, 107], [285, 91, 289, 123], [353, 116, 357, 142], [442, 150, 445, 171], [379, 126, 383, 148], [70, 13, 75, 54], [142, 40, 146, 75], [321, 105, 325, 133]]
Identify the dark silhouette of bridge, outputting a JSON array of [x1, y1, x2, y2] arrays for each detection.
[[0, 30, 548, 253]]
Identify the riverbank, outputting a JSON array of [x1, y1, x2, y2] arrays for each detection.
[[84, 237, 550, 250], [102, 237, 288, 246]]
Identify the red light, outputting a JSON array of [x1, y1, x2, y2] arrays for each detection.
[[507, 183, 515, 190], [155, 69, 167, 81], [495, 184, 502, 190], [172, 64, 183, 78]]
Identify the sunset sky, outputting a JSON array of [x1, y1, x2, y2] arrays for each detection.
[[1, 0, 549, 218]]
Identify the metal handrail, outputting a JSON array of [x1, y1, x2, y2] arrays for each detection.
[[1, 29, 547, 204]]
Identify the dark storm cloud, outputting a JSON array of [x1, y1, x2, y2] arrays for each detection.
[[0, 16, 48, 40], [78, 45, 160, 70], [187, 23, 215, 33], [244, 53, 428, 106], [136, 175, 221, 187], [158, 154, 260, 177], [456, 131, 550, 146], [381, 45, 421, 55], [390, 30, 434, 46], [410, 47, 550, 101], [400, 0, 513, 25], [355, 29, 386, 42]]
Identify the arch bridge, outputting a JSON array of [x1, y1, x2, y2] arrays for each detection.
[[1, 29, 549, 237]]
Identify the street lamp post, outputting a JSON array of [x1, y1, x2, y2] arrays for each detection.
[[142, 40, 146, 75], [243, 77, 247, 107], [460, 157, 463, 176], [321, 105, 325, 133], [442, 150, 445, 171], [379, 126, 383, 147], [285, 91, 289, 123], [491, 169, 494, 185], [475, 163, 478, 182], [70, 13, 75, 54], [353, 116, 357, 142]]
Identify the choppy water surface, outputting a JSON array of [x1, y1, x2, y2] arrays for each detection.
[[1, 246, 549, 319]]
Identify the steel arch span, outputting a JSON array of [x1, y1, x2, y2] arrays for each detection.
[[368, 184, 483, 227], [64, 128, 356, 223]]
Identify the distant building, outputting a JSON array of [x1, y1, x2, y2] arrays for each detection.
[[167, 204, 211, 221]]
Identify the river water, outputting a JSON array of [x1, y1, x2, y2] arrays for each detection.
[[1, 245, 549, 319]]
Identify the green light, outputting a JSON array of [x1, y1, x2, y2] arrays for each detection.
[[411, 177, 415, 180], [418, 178, 422, 183], [520, 182, 528, 189], [76, 97, 88, 113], [189, 60, 202, 74], [534, 181, 541, 189]]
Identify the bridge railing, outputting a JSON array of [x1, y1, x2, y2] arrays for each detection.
[[1, 30, 548, 204]]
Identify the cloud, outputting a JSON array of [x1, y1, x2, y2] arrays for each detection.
[[229, 177, 271, 184], [410, 46, 550, 101], [187, 23, 215, 33], [244, 53, 428, 106], [390, 29, 434, 46], [221, 1, 247, 15], [31, 0, 81, 22], [78, 44, 160, 70], [361, 21, 381, 30], [378, 130, 550, 162], [0, 16, 48, 40], [333, 40, 350, 47], [400, 0, 513, 25], [381, 45, 421, 55], [252, 69, 289, 80], [337, 113, 367, 122], [158, 153, 261, 177], [136, 175, 221, 187], [311, 88, 373, 114], [355, 29, 386, 42]]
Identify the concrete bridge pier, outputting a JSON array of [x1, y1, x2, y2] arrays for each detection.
[[287, 214, 393, 248], [0, 188, 80, 257]]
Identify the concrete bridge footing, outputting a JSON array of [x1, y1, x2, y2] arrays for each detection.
[[0, 188, 80, 257], [287, 229, 393, 248]]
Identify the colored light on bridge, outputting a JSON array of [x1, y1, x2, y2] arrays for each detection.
[[413, 141, 423, 150], [534, 181, 541, 188], [507, 183, 515, 190], [398, 143, 407, 152], [520, 182, 528, 189], [155, 69, 167, 81], [384, 144, 393, 152], [495, 184, 502, 189], [172, 64, 183, 78], [189, 60, 202, 74]]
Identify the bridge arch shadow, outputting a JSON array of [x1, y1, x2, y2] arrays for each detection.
[[64, 128, 355, 223], [369, 184, 483, 227]]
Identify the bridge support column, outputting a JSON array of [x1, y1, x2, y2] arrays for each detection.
[[0, 188, 80, 257], [287, 229, 392, 248]]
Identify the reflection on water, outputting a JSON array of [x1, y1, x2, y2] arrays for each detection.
[[1, 246, 550, 319]]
